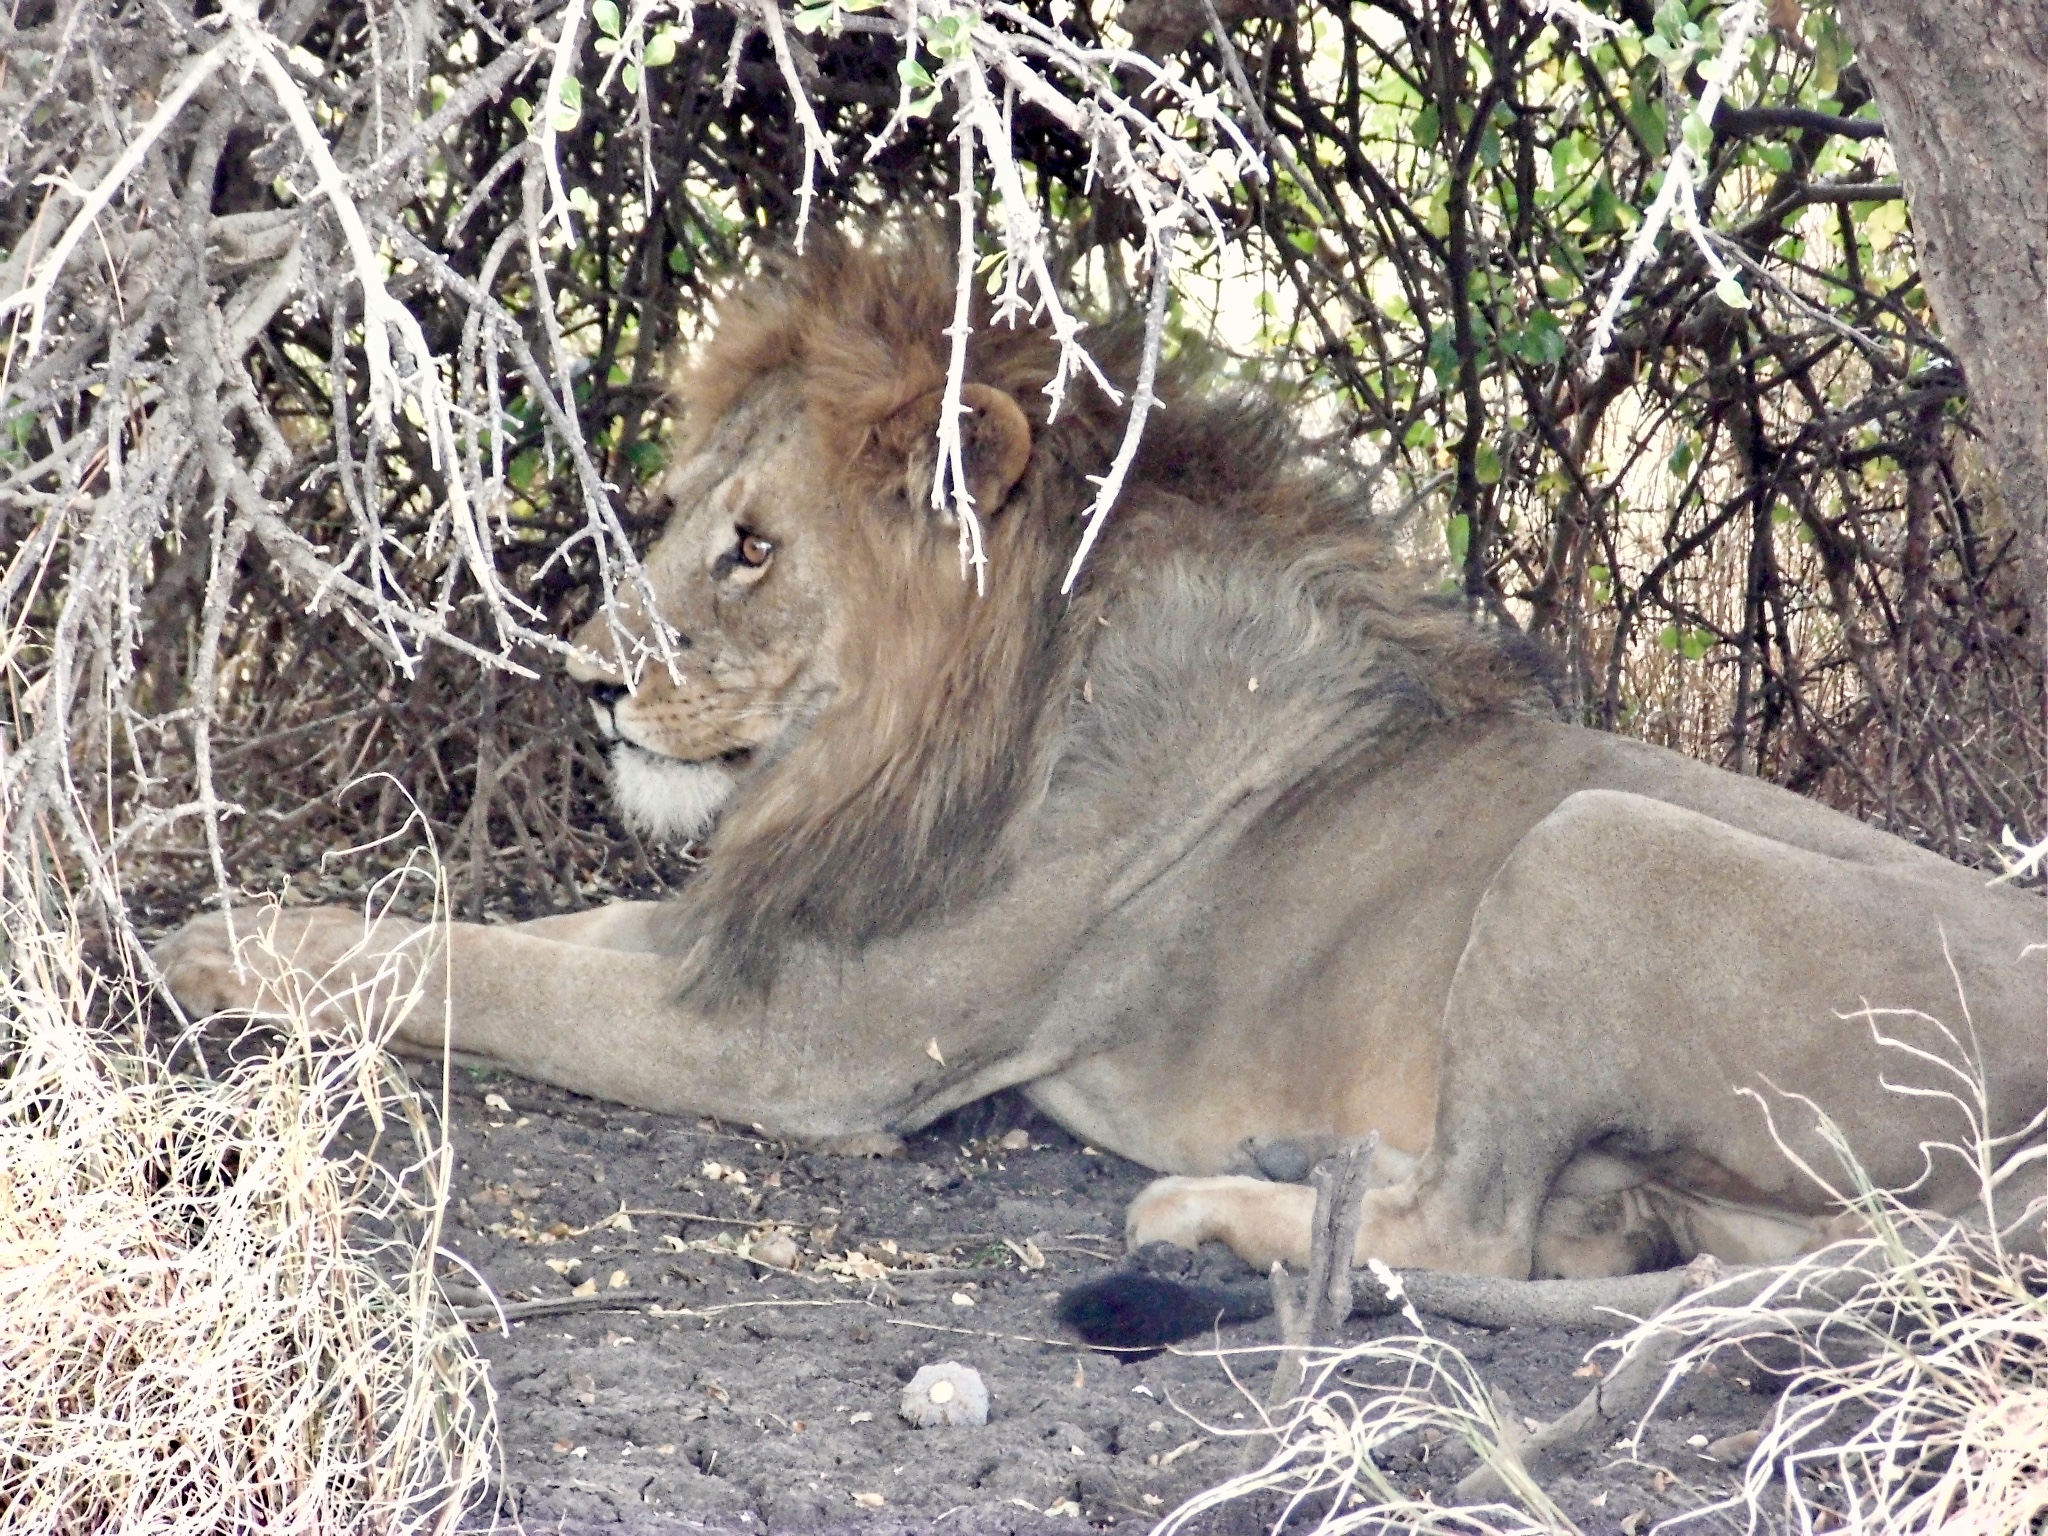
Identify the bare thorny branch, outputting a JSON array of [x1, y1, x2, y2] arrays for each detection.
[[0, 0, 2036, 946], [0, 0, 1257, 910]]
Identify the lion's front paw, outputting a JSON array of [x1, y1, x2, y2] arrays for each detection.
[[1123, 1175, 1213, 1252], [154, 907, 423, 1023], [1125, 1174, 1318, 1271]]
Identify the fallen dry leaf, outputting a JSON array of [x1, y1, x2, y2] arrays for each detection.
[[852, 1492, 886, 1509], [608, 1269, 630, 1289], [571, 1277, 598, 1297], [925, 1037, 945, 1064], [1707, 1429, 1763, 1464]]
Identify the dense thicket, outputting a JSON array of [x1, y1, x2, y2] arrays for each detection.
[[0, 0, 2036, 919]]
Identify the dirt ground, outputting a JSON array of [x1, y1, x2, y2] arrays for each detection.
[[384, 1064, 1796, 1536]]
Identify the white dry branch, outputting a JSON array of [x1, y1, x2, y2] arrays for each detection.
[[725, 0, 1256, 587], [0, 0, 1259, 906], [0, 0, 653, 902], [1584, 0, 1767, 369]]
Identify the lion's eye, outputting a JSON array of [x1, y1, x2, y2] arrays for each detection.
[[736, 530, 775, 570]]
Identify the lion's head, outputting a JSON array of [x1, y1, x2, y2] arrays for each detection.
[[568, 233, 1546, 1000]]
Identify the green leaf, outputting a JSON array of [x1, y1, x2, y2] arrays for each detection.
[[1514, 310, 1568, 367], [1680, 110, 1713, 160], [626, 440, 666, 479], [1477, 123, 1501, 169], [1812, 10, 1849, 96], [1680, 628, 1714, 661], [508, 448, 542, 491], [622, 60, 640, 91], [1587, 176, 1621, 233], [1445, 512, 1471, 564], [1653, 0, 1690, 43], [1403, 418, 1437, 449], [1426, 325, 1458, 387], [1413, 102, 1440, 150], [510, 96, 533, 126], [1549, 132, 1589, 182], [922, 12, 973, 60], [899, 57, 936, 93], [1757, 141, 1793, 175], [1714, 275, 1750, 310], [549, 75, 582, 132], [643, 26, 678, 67], [667, 243, 694, 275], [1474, 442, 1503, 485], [1657, 623, 1681, 652], [592, 0, 621, 36], [1667, 437, 1696, 477]]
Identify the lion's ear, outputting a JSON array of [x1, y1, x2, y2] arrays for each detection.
[[878, 383, 1034, 519]]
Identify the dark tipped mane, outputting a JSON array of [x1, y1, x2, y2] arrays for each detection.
[[665, 231, 1549, 1003]]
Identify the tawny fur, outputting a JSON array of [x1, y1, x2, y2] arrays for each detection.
[[156, 232, 2042, 1295], [661, 234, 1549, 999]]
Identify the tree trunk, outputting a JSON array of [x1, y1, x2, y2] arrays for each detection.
[[1834, 0, 2046, 569]]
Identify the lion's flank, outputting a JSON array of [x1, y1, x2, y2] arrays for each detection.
[[663, 231, 1551, 1004]]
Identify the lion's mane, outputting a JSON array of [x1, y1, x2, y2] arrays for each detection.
[[659, 233, 1552, 1001]]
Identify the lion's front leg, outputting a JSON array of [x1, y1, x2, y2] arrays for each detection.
[[161, 901, 1015, 1135]]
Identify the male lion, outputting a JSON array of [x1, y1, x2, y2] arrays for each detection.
[[160, 236, 2044, 1321]]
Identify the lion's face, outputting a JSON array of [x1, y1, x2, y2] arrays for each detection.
[[567, 377, 848, 843]]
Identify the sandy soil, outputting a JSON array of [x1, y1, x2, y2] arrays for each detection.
[[399, 1065, 1791, 1535]]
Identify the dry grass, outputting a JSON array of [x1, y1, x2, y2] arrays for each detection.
[[0, 854, 496, 1533], [1631, 1012, 2048, 1535], [1156, 1329, 1578, 1536]]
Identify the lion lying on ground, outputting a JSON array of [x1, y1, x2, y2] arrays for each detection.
[[160, 235, 2044, 1323]]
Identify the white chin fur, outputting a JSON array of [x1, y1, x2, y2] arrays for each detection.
[[610, 748, 737, 844]]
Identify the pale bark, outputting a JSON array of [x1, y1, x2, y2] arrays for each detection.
[[1835, 0, 2047, 561]]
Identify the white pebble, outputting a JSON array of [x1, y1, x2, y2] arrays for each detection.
[[899, 1362, 988, 1428]]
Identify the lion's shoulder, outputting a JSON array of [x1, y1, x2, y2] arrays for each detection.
[[654, 234, 1551, 996]]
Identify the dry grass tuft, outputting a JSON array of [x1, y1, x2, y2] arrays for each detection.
[[1156, 1332, 1577, 1536], [1634, 1015, 2048, 1536], [0, 858, 496, 1533]]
